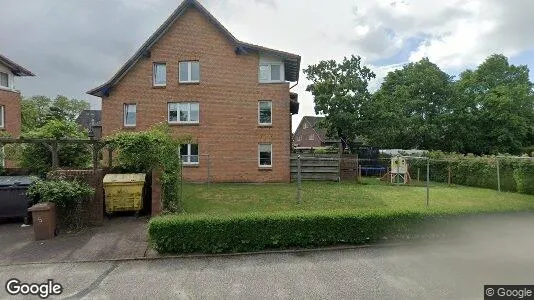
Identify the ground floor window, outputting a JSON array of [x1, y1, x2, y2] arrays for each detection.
[[258, 144, 272, 167], [181, 144, 199, 165]]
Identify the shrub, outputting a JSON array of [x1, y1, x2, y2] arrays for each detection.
[[26, 178, 95, 229], [26, 178, 94, 208], [408, 152, 534, 194], [149, 211, 450, 254]]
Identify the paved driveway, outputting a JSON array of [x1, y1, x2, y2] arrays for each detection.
[[0, 213, 533, 299], [0, 217, 148, 265]]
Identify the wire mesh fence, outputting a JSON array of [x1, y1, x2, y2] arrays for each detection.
[[176, 153, 534, 208]]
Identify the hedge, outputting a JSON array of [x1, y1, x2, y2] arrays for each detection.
[[408, 152, 534, 194], [149, 210, 458, 254]]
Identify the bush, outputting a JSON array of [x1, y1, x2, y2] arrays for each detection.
[[26, 178, 95, 229], [408, 151, 534, 194], [149, 211, 450, 254], [26, 178, 94, 208]]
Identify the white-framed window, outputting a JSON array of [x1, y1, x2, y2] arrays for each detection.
[[168, 102, 199, 124], [258, 144, 272, 167], [180, 144, 199, 165], [0, 72, 8, 88], [258, 100, 272, 125], [297, 136, 302, 142], [0, 105, 4, 129], [259, 63, 283, 83], [179, 61, 200, 83], [309, 134, 314, 141], [123, 104, 136, 127], [303, 122, 308, 129], [153, 62, 167, 86]]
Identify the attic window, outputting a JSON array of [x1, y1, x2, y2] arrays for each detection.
[[179, 61, 200, 83], [153, 63, 166, 86], [259, 63, 283, 83], [0, 72, 8, 88]]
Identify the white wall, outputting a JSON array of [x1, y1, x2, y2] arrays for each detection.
[[0, 64, 15, 90], [259, 53, 285, 82]]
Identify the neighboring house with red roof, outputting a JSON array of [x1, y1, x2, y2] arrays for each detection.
[[293, 116, 338, 148], [88, 0, 300, 182], [0, 54, 34, 167]]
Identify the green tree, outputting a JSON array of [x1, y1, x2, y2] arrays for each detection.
[[303, 55, 376, 152], [369, 58, 454, 150], [21, 95, 90, 133], [455, 54, 534, 154], [20, 120, 91, 175]]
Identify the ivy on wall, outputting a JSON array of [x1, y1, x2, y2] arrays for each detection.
[[107, 123, 190, 212]]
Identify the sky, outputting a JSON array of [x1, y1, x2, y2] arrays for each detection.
[[2, 0, 534, 131]]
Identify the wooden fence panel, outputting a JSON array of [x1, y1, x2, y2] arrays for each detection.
[[290, 154, 340, 181]]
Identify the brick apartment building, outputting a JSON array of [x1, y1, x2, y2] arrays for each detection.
[[0, 54, 34, 167], [88, 0, 300, 182]]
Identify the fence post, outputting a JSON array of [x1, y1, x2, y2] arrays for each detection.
[[180, 159, 183, 202], [496, 158, 501, 192], [396, 163, 400, 185], [207, 154, 211, 186], [92, 141, 99, 171], [297, 154, 302, 204], [448, 165, 451, 186], [417, 168, 420, 182], [51, 141, 59, 170], [426, 158, 430, 207]]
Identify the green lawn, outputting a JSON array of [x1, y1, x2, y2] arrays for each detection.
[[180, 178, 534, 216]]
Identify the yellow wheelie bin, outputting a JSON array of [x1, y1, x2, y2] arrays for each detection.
[[103, 173, 146, 215]]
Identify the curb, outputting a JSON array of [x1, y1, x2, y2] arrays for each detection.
[[0, 241, 426, 267]]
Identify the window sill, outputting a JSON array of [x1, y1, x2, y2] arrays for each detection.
[[258, 166, 272, 171], [152, 85, 166, 89], [258, 81, 286, 85], [0, 86, 20, 93], [258, 124, 272, 128], [168, 122, 200, 126], [179, 81, 200, 85], [123, 125, 136, 129], [183, 164, 199, 168]]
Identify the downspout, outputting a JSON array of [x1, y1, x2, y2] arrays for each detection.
[[290, 80, 299, 90]]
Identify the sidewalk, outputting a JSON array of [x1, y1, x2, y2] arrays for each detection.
[[0, 217, 148, 266]]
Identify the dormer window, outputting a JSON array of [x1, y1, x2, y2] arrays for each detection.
[[0, 72, 8, 88], [259, 63, 283, 83]]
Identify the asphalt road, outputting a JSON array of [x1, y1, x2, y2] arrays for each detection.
[[1, 213, 533, 299]]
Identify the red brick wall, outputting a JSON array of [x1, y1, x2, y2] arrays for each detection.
[[0, 89, 22, 137], [0, 89, 22, 168], [101, 7, 291, 182], [293, 120, 324, 148]]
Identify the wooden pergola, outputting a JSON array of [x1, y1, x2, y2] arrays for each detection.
[[0, 137, 114, 171]]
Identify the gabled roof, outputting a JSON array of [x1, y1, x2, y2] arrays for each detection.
[[0, 54, 34, 76], [87, 0, 301, 98], [75, 110, 102, 129], [299, 116, 337, 143]]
